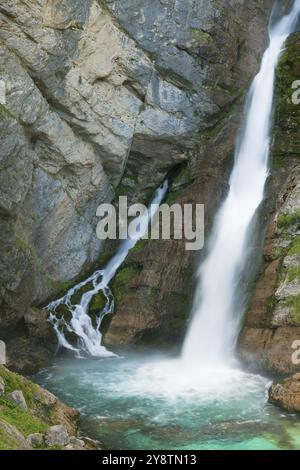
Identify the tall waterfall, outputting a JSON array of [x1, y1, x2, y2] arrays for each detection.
[[182, 0, 300, 365], [48, 181, 168, 357]]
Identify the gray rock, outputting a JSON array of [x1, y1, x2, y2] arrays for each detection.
[[283, 254, 300, 268], [7, 390, 28, 412], [46, 425, 70, 447], [65, 436, 85, 450], [276, 279, 300, 301], [27, 433, 44, 448], [69, 436, 85, 448], [0, 376, 4, 396]]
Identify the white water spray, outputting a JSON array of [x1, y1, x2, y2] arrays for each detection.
[[48, 181, 168, 357], [182, 0, 300, 366]]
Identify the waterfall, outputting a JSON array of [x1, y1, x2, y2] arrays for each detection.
[[182, 0, 300, 366], [47, 180, 168, 357]]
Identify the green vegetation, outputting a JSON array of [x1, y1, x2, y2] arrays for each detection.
[[0, 366, 50, 449], [166, 163, 193, 205], [0, 398, 47, 436], [285, 295, 300, 324], [111, 264, 141, 305], [0, 426, 19, 451], [190, 28, 212, 44], [130, 238, 148, 253], [272, 32, 300, 168], [277, 211, 300, 230], [0, 366, 40, 408], [288, 237, 300, 255], [0, 104, 12, 121]]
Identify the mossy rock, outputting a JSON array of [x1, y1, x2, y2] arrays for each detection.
[[284, 295, 300, 324], [272, 32, 300, 168], [0, 104, 12, 121], [111, 264, 142, 305], [277, 210, 300, 231], [190, 28, 212, 44]]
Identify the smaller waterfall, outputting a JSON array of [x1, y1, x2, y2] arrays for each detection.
[[48, 181, 168, 357]]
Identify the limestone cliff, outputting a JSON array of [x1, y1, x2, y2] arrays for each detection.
[[103, 0, 274, 348], [0, 0, 274, 370]]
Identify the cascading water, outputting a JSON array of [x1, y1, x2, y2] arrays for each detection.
[[47, 180, 168, 357], [182, 0, 300, 366]]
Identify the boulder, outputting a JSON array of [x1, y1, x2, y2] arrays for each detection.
[[269, 374, 300, 412], [7, 390, 28, 412], [27, 433, 44, 448], [65, 436, 85, 450], [45, 425, 70, 447]]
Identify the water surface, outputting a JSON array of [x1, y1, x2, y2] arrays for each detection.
[[36, 354, 300, 450]]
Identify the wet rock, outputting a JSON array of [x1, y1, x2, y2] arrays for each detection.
[[269, 374, 300, 413], [7, 390, 28, 412], [65, 436, 85, 450]]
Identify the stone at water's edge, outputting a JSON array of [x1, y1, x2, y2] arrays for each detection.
[[269, 374, 300, 413]]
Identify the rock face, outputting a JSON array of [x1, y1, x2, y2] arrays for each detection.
[[0, 0, 274, 369], [239, 33, 300, 377], [103, 0, 274, 348], [269, 374, 300, 413]]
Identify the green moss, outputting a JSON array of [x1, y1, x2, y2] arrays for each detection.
[[0, 104, 12, 121], [285, 295, 300, 324], [286, 266, 300, 283], [130, 239, 148, 253], [15, 236, 37, 260], [115, 183, 133, 197], [288, 237, 300, 255], [190, 28, 212, 44], [165, 163, 194, 204], [111, 265, 141, 305], [165, 189, 183, 205], [272, 32, 300, 168], [277, 211, 300, 230], [90, 292, 106, 312]]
